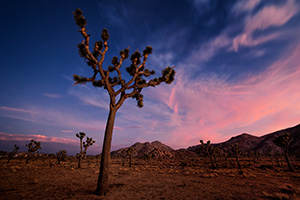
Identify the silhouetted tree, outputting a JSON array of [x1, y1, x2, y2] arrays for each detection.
[[72, 8, 176, 195], [56, 150, 68, 164], [25, 140, 41, 165], [76, 132, 95, 168], [198, 140, 217, 170], [7, 144, 19, 164], [273, 134, 293, 171], [126, 147, 135, 167], [230, 143, 242, 170], [143, 153, 150, 165]]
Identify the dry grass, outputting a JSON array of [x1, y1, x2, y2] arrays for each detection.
[[0, 157, 299, 200]]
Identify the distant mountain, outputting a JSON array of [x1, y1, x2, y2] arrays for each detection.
[[111, 141, 175, 158], [187, 124, 300, 155]]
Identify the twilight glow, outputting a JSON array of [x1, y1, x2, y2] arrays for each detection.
[[1, 0, 300, 154]]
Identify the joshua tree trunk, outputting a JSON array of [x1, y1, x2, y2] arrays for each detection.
[[209, 156, 216, 170], [129, 155, 132, 167], [235, 155, 241, 170], [284, 150, 293, 172], [96, 106, 117, 195], [26, 152, 31, 165], [78, 137, 83, 168]]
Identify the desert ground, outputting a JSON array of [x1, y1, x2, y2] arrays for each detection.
[[1, 156, 300, 200]]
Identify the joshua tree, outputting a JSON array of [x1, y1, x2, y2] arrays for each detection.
[[230, 143, 242, 170], [273, 134, 294, 171], [25, 140, 41, 165], [126, 147, 135, 167], [76, 132, 95, 168], [198, 140, 217, 170], [143, 153, 150, 165], [56, 150, 68, 164], [7, 144, 19, 164], [72, 9, 176, 195], [121, 149, 127, 167]]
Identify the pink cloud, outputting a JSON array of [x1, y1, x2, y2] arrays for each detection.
[[148, 42, 300, 147], [43, 93, 63, 98], [232, 0, 261, 14], [0, 132, 77, 144], [0, 106, 36, 114], [61, 130, 74, 133], [232, 0, 299, 51]]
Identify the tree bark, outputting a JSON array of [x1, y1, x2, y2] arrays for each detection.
[[129, 155, 132, 167], [284, 150, 293, 172], [78, 138, 83, 168], [95, 106, 117, 195], [236, 155, 241, 170], [209, 156, 216, 170]]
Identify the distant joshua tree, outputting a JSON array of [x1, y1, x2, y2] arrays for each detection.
[[230, 143, 242, 170], [72, 8, 175, 195], [56, 150, 68, 164], [7, 144, 19, 164], [143, 153, 150, 165], [76, 132, 95, 168], [25, 140, 41, 165], [126, 147, 135, 167], [273, 134, 294, 171], [198, 140, 217, 170], [121, 149, 127, 167]]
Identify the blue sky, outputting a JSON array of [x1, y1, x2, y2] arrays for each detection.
[[1, 0, 300, 155]]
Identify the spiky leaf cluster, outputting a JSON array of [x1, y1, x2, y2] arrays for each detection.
[[56, 150, 68, 163], [76, 132, 86, 140], [26, 140, 41, 153], [198, 140, 216, 156], [126, 147, 135, 155], [120, 48, 129, 59], [132, 93, 144, 108], [77, 43, 87, 58], [83, 137, 95, 149], [130, 51, 141, 65], [143, 46, 152, 56], [73, 75, 88, 85], [273, 134, 293, 151], [230, 143, 241, 156], [92, 79, 105, 87], [73, 8, 87, 28], [162, 67, 176, 84], [94, 41, 103, 52], [101, 28, 109, 42]]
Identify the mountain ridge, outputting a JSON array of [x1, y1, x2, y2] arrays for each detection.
[[187, 123, 300, 155], [113, 123, 300, 157]]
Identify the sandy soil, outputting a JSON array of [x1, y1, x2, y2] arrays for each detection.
[[1, 157, 300, 200]]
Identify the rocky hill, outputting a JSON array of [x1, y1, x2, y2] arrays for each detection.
[[187, 123, 300, 155], [111, 141, 175, 158]]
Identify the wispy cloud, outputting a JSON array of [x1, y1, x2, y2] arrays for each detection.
[[0, 106, 36, 114], [0, 132, 78, 144], [61, 130, 74, 133], [231, 0, 299, 51], [161, 42, 300, 147], [0, 105, 106, 132], [232, 0, 261, 14], [43, 93, 63, 98]]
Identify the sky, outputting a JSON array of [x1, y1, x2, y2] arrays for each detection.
[[1, 0, 300, 155]]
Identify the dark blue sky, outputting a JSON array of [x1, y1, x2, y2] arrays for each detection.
[[1, 0, 300, 154]]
